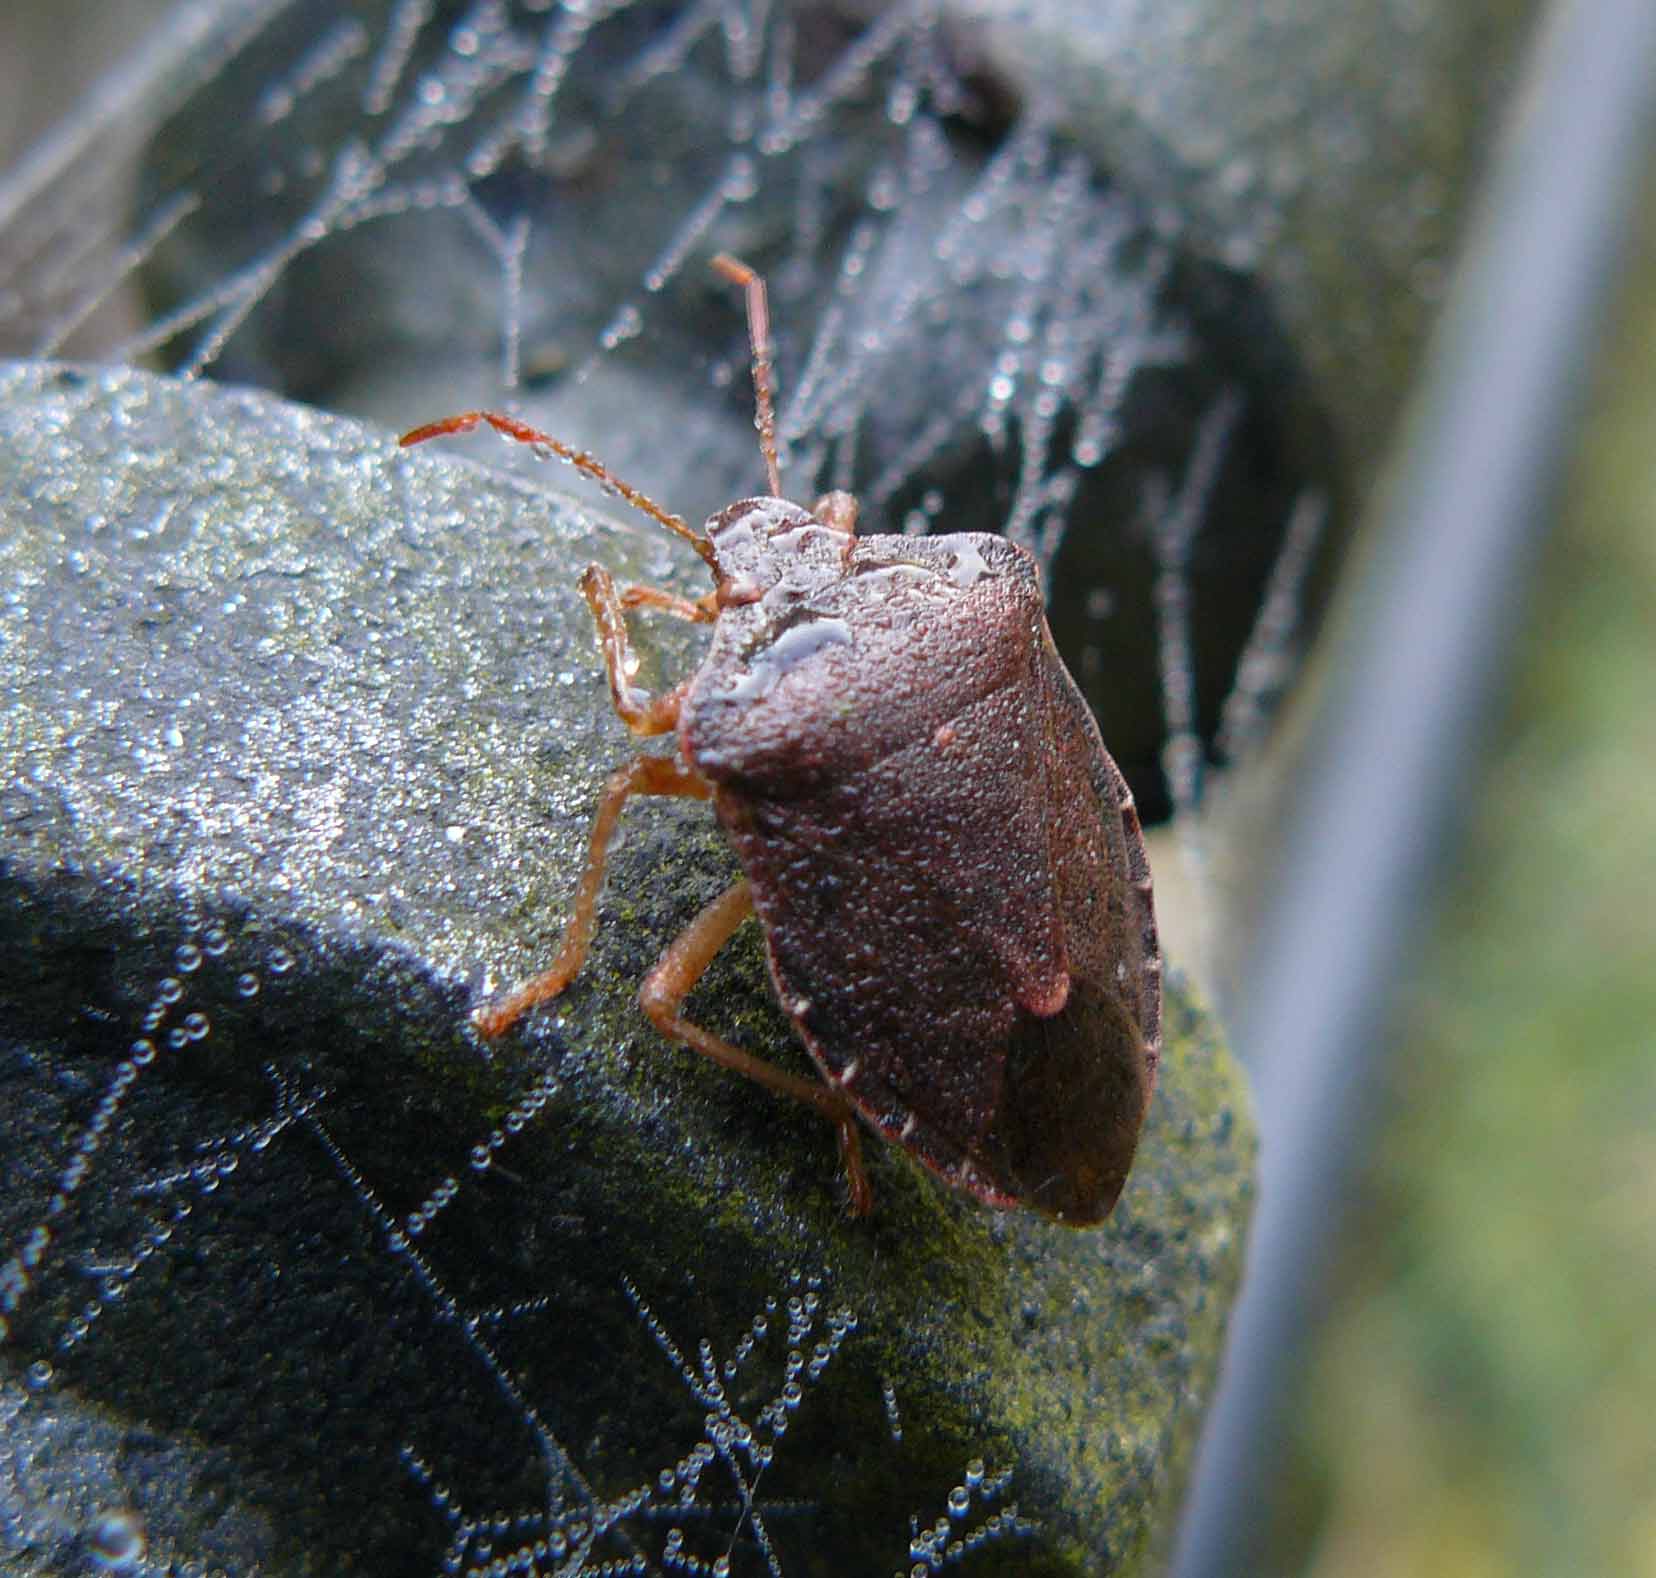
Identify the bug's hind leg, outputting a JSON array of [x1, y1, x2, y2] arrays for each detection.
[[473, 753, 711, 1038], [640, 879, 873, 1217]]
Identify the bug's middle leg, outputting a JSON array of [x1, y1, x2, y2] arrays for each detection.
[[473, 753, 711, 1039], [639, 878, 873, 1216]]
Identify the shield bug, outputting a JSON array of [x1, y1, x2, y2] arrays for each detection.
[[401, 255, 1161, 1223]]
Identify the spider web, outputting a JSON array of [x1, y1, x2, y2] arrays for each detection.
[[0, 0, 1332, 832]]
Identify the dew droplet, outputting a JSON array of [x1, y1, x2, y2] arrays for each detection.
[[131, 1038, 156, 1065], [235, 972, 261, 998], [25, 1357, 53, 1390], [202, 925, 230, 957], [599, 304, 643, 350], [157, 976, 183, 1005], [268, 947, 295, 975], [174, 943, 202, 973], [86, 1508, 146, 1571], [183, 1012, 210, 1041]]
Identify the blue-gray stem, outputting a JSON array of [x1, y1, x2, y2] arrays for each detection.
[[1172, 2, 1656, 1572]]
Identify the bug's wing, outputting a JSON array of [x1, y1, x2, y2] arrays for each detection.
[[1036, 619, 1162, 1090], [690, 532, 1157, 1221], [963, 628, 1160, 1223], [715, 646, 1150, 1223]]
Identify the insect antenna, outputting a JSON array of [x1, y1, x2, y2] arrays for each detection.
[[399, 409, 715, 566], [711, 253, 785, 498]]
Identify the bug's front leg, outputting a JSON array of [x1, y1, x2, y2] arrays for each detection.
[[474, 568, 710, 1037], [618, 584, 719, 623], [473, 753, 711, 1038], [578, 564, 705, 734], [639, 880, 874, 1217]]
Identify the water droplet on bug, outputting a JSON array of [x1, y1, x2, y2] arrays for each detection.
[[236, 972, 260, 998], [174, 943, 202, 973]]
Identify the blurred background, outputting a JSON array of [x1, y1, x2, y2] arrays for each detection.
[[2, 2, 1653, 1573], [1258, 163, 1656, 1578]]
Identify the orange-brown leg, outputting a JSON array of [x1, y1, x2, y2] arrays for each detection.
[[618, 584, 719, 623], [578, 564, 695, 735], [476, 539, 711, 1034], [810, 489, 859, 567], [472, 754, 711, 1038], [640, 879, 873, 1217]]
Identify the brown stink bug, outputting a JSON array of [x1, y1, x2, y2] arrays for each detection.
[[400, 254, 1161, 1223]]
